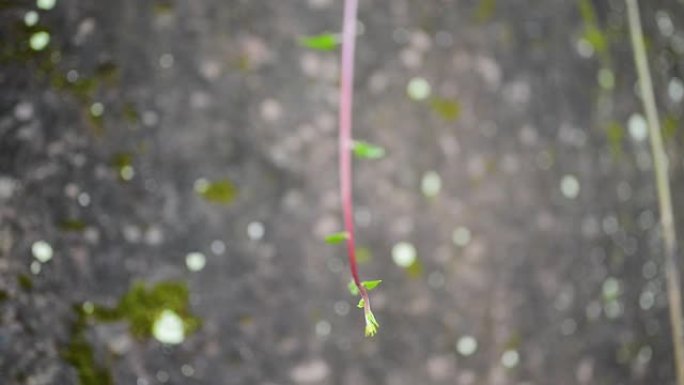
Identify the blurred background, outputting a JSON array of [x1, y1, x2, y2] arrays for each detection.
[[2, 0, 684, 384]]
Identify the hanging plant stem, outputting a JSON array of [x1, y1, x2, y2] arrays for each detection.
[[338, 0, 379, 337]]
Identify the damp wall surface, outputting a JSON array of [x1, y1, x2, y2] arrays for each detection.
[[2, 1, 684, 384]]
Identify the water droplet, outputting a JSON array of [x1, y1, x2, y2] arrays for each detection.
[[152, 309, 185, 344], [639, 290, 655, 310], [14, 102, 33, 121], [247, 221, 265, 241], [452, 227, 471, 247], [421, 171, 442, 198], [122, 225, 141, 243], [668, 78, 684, 103], [64, 183, 79, 198], [392, 242, 416, 267], [656, 11, 674, 37], [159, 54, 174, 69], [456, 336, 478, 356], [120, 165, 135, 181], [142, 110, 159, 126], [181, 364, 195, 377], [82, 301, 95, 314], [637, 345, 653, 363], [315, 320, 331, 337], [36, 0, 57, 10], [576, 38, 594, 58], [24, 11, 39, 26], [602, 277, 621, 300], [628, 114, 648, 141], [77, 192, 91, 207], [407, 77, 431, 100], [30, 31, 50, 51], [501, 350, 520, 368], [66, 69, 79, 82], [30, 261, 41, 274], [185, 252, 206, 272], [32, 240, 53, 263], [90, 102, 104, 117], [210, 240, 225, 255], [0, 177, 16, 200], [560, 175, 580, 199], [193, 178, 209, 193], [334, 301, 350, 316]]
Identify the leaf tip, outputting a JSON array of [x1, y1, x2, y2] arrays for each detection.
[[364, 308, 380, 337], [324, 231, 349, 245], [352, 140, 386, 160], [297, 33, 340, 51]]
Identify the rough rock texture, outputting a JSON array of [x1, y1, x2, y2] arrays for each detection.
[[2, 0, 684, 384]]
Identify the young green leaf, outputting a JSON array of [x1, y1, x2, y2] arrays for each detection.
[[348, 279, 382, 296], [298, 33, 340, 51], [364, 308, 380, 337], [361, 280, 382, 291], [348, 280, 359, 296], [325, 231, 349, 245], [352, 141, 386, 159], [357, 298, 365, 308]]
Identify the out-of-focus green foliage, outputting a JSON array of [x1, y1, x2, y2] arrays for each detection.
[[430, 98, 461, 122], [62, 307, 113, 385], [91, 281, 201, 339], [196, 179, 238, 205]]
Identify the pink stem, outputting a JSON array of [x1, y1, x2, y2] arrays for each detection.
[[339, 0, 367, 300]]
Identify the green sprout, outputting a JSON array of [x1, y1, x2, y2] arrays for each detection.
[[348, 280, 382, 337], [364, 307, 380, 337]]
